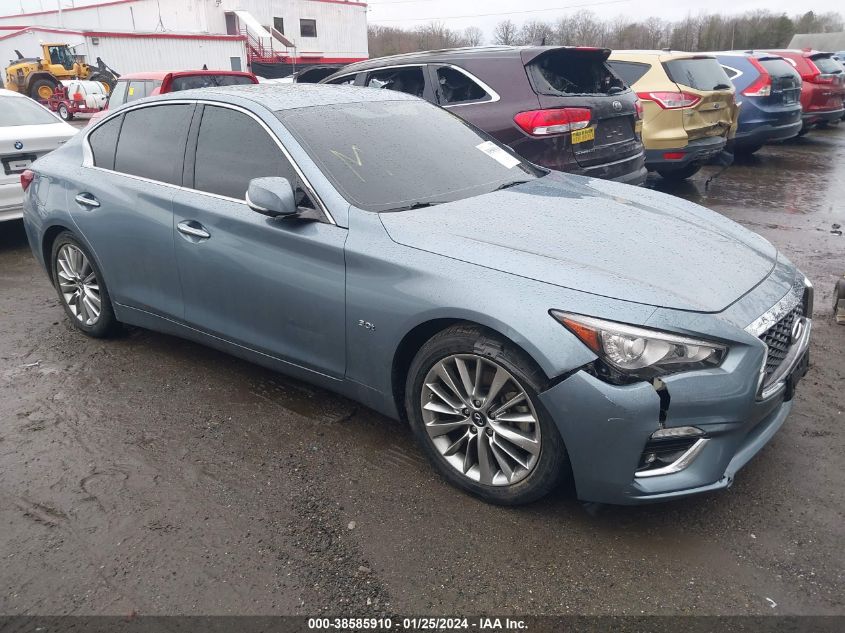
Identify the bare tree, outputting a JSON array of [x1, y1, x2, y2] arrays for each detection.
[[493, 19, 518, 45], [520, 20, 554, 46], [463, 26, 484, 47]]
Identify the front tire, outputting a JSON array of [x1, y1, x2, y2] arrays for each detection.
[[51, 232, 118, 338], [405, 324, 569, 505], [657, 164, 701, 181]]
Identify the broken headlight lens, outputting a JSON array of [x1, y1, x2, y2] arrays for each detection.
[[551, 311, 727, 379]]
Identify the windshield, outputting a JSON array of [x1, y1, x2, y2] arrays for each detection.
[[276, 100, 541, 212], [664, 57, 732, 91], [0, 96, 60, 126], [168, 74, 255, 91]]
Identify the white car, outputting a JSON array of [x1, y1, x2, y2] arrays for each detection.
[[1, 88, 77, 222]]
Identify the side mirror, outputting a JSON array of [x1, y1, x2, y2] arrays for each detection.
[[247, 177, 297, 217]]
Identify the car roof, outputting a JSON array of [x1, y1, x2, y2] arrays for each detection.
[[329, 45, 611, 74], [118, 70, 254, 80], [153, 83, 419, 111], [0, 88, 27, 98], [610, 50, 717, 61], [707, 50, 786, 60], [765, 49, 830, 58]]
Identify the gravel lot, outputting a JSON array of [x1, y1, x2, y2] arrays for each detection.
[[1, 126, 843, 617]]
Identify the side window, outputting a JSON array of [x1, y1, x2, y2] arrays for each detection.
[[125, 80, 149, 103], [108, 81, 127, 106], [300, 19, 317, 37], [607, 61, 650, 87], [436, 66, 487, 104], [193, 106, 296, 201], [721, 65, 739, 79], [326, 74, 357, 86], [366, 67, 425, 98], [114, 104, 194, 184], [273, 17, 284, 33], [88, 114, 123, 170]]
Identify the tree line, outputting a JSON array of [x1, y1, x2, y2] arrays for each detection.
[[368, 10, 843, 59]]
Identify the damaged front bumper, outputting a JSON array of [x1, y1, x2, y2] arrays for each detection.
[[539, 267, 812, 506]]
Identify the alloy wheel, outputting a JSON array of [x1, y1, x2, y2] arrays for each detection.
[[56, 244, 101, 326], [420, 354, 541, 486]]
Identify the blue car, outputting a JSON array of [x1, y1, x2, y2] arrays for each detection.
[[20, 85, 813, 505], [714, 52, 803, 154]]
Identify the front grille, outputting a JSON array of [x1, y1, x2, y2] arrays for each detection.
[[760, 304, 803, 384]]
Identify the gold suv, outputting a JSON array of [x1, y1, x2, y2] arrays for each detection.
[[609, 51, 739, 180]]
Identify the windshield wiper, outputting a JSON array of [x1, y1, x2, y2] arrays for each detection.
[[493, 180, 531, 192], [384, 201, 442, 212]]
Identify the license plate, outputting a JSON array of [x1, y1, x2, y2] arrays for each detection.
[[571, 127, 595, 144], [9, 158, 31, 171]]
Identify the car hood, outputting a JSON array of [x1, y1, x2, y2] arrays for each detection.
[[379, 174, 777, 313]]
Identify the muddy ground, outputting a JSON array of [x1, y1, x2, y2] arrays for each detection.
[[0, 126, 843, 617]]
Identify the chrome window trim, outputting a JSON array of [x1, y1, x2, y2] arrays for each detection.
[[437, 64, 501, 107], [634, 438, 710, 478], [81, 99, 336, 225]]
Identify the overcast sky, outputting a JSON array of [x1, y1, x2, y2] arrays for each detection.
[[367, 0, 843, 37], [1, 1, 843, 39]]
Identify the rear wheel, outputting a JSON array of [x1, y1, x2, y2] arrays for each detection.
[[51, 232, 118, 338], [405, 324, 569, 505], [57, 103, 73, 121], [657, 164, 701, 181]]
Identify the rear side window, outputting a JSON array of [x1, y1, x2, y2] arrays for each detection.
[[193, 106, 295, 200], [114, 104, 193, 184], [720, 65, 739, 79], [88, 115, 122, 170], [527, 50, 626, 95], [607, 61, 650, 86], [811, 55, 844, 74], [366, 67, 425, 98], [436, 67, 487, 104], [663, 58, 732, 91], [168, 74, 255, 91], [108, 81, 127, 106]]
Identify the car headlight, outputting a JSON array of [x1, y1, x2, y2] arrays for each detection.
[[551, 311, 727, 379]]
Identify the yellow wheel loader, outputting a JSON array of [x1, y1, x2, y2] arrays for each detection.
[[3, 44, 119, 100]]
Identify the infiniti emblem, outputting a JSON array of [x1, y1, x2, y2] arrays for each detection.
[[790, 318, 804, 344], [612, 100, 622, 111], [14, 141, 23, 150]]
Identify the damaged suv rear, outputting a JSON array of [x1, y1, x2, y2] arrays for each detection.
[[321, 46, 647, 185]]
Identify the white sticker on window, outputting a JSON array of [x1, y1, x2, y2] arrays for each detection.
[[475, 141, 520, 169]]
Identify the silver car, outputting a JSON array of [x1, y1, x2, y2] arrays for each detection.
[[21, 85, 813, 505]]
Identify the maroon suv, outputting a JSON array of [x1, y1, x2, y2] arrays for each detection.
[[764, 49, 845, 130], [321, 46, 647, 185]]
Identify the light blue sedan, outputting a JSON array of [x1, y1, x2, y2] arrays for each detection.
[[20, 84, 813, 505]]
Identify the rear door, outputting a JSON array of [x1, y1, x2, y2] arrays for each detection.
[[662, 56, 737, 141], [362, 65, 435, 101], [71, 104, 193, 317], [522, 48, 642, 172]]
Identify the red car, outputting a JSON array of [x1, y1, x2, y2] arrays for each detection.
[[765, 49, 845, 130], [86, 69, 258, 126]]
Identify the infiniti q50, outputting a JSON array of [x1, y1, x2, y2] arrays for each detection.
[[21, 84, 812, 505]]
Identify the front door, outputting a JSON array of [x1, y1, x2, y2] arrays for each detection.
[[172, 104, 347, 377]]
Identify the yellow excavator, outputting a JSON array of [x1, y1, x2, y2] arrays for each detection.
[[3, 43, 119, 100]]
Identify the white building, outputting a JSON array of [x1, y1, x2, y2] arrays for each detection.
[[0, 0, 368, 76]]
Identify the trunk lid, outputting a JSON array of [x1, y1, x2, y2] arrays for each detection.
[[663, 56, 737, 141], [0, 122, 75, 186], [522, 48, 642, 170], [759, 57, 802, 107]]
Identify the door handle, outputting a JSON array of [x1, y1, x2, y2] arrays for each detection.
[[177, 220, 211, 240], [74, 193, 100, 208]]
